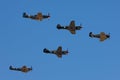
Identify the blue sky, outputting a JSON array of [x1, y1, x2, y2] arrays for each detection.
[[0, 0, 120, 80]]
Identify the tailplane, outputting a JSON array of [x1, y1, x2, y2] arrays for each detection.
[[23, 12, 29, 18], [57, 24, 62, 29], [89, 32, 93, 37]]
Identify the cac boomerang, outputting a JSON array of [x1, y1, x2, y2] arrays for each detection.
[[23, 12, 50, 21], [43, 46, 68, 58]]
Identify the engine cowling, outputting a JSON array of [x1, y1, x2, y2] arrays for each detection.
[[76, 27, 81, 30]]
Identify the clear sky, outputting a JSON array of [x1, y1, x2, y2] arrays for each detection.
[[0, 0, 120, 80]]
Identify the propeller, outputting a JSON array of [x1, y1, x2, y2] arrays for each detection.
[[48, 13, 50, 16], [31, 66, 32, 70], [108, 33, 110, 39], [47, 13, 50, 20], [66, 48, 69, 54], [80, 24, 83, 28]]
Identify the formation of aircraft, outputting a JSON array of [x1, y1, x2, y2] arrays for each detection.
[[23, 12, 50, 21], [57, 20, 82, 34], [9, 65, 32, 73], [9, 11, 110, 73], [89, 32, 110, 41], [43, 46, 68, 58]]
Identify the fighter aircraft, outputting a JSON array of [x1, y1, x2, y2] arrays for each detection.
[[57, 20, 82, 34], [9, 65, 32, 73], [89, 32, 110, 41], [43, 46, 68, 58], [23, 12, 50, 21]]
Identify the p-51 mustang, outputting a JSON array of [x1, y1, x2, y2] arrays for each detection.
[[9, 65, 32, 73], [23, 12, 50, 21], [89, 32, 110, 41], [57, 20, 82, 34], [43, 46, 68, 58]]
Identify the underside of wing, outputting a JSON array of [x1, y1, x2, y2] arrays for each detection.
[[21, 68, 29, 72], [69, 20, 75, 27], [56, 46, 62, 57], [70, 30, 76, 34], [36, 12, 43, 20], [100, 32, 105, 35], [69, 20, 76, 34], [57, 54, 62, 58], [100, 32, 107, 41], [57, 46, 62, 52], [100, 35, 107, 41]]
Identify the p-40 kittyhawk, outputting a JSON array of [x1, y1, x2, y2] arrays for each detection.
[[89, 32, 110, 42], [23, 12, 50, 21], [9, 65, 32, 73], [43, 46, 68, 58], [57, 20, 82, 34]]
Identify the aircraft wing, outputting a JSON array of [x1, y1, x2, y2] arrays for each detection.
[[69, 20, 76, 34], [56, 46, 62, 58], [57, 54, 62, 58], [100, 32, 107, 41], [70, 30, 76, 34], [69, 20, 75, 27], [100, 32, 105, 35], [56, 46, 62, 53], [36, 12, 43, 20]]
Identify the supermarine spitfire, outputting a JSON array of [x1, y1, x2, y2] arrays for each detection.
[[9, 65, 32, 73], [57, 20, 82, 34], [23, 12, 50, 21], [43, 46, 68, 58], [89, 32, 110, 41]]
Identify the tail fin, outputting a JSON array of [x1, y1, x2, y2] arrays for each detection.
[[43, 48, 50, 53], [23, 12, 28, 18], [57, 24, 61, 29], [89, 32, 93, 37], [9, 66, 13, 70]]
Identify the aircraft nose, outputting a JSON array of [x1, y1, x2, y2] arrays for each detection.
[[66, 50, 69, 53]]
